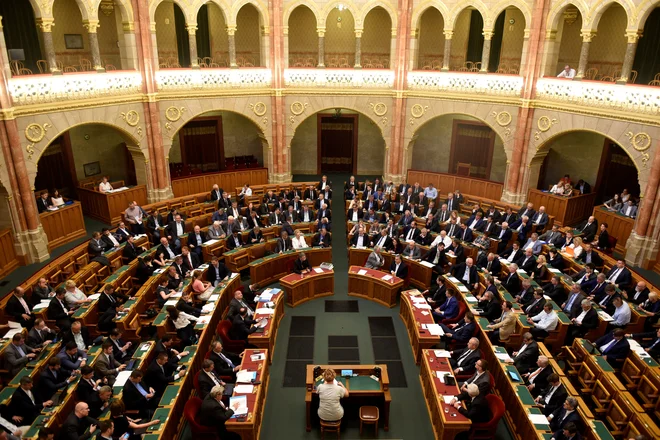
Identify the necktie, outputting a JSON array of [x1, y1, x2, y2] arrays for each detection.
[[220, 352, 235, 369], [487, 261, 492, 271], [15, 345, 26, 357], [545, 385, 558, 403], [457, 349, 471, 365], [135, 382, 149, 398], [565, 294, 576, 311]]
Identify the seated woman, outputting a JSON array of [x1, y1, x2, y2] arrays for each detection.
[[292, 229, 309, 250], [156, 277, 174, 308], [98, 176, 113, 193], [191, 269, 212, 301], [550, 179, 564, 194], [561, 183, 573, 197], [166, 305, 197, 346], [449, 210, 461, 225], [110, 400, 160, 440], [348, 220, 365, 237], [152, 251, 168, 269], [49, 189, 65, 207], [604, 194, 622, 212], [532, 255, 548, 280], [596, 223, 610, 251], [317, 369, 348, 423], [136, 256, 155, 284], [565, 237, 584, 259]]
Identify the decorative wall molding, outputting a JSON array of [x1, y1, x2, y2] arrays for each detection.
[[284, 69, 394, 89], [8, 72, 142, 105], [156, 68, 272, 91], [407, 72, 523, 97], [24, 123, 52, 160], [536, 78, 660, 116]]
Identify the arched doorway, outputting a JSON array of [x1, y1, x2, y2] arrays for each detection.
[[589, 3, 627, 81], [449, 7, 485, 71], [543, 3, 583, 77], [290, 109, 385, 176], [0, 0, 43, 74], [325, 6, 356, 67], [633, 5, 660, 85], [168, 110, 267, 177], [287, 5, 318, 67], [532, 131, 640, 203], [235, 3, 263, 67], [491, 7, 526, 74], [155, 0, 189, 67], [409, 114, 507, 182], [416, 7, 445, 70], [362, 7, 392, 68]]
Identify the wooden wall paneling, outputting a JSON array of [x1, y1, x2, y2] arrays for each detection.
[[0, 228, 20, 278], [40, 202, 87, 251], [406, 170, 504, 203], [170, 169, 269, 198]]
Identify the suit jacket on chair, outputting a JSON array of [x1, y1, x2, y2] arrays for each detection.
[[457, 394, 491, 423]]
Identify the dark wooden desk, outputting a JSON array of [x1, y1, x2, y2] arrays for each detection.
[[400, 290, 441, 364], [527, 189, 597, 227], [249, 290, 285, 362], [305, 364, 391, 432], [280, 267, 334, 307], [77, 185, 148, 225], [40, 201, 87, 251], [225, 349, 269, 440], [592, 205, 633, 254], [348, 247, 433, 291], [348, 266, 403, 308], [249, 247, 332, 286]]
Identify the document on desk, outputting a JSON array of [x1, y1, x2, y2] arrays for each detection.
[[495, 352, 513, 363], [234, 385, 254, 394], [250, 353, 266, 361], [426, 324, 445, 336], [202, 239, 219, 247], [358, 269, 368, 275], [443, 395, 455, 404], [465, 296, 478, 303], [434, 350, 451, 358], [255, 308, 275, 315], [597, 311, 614, 321], [114, 370, 132, 387], [196, 315, 212, 324], [528, 414, 549, 425], [457, 285, 470, 293], [313, 267, 324, 273], [420, 261, 435, 268], [208, 294, 220, 303], [230, 396, 248, 416], [236, 370, 257, 383], [414, 303, 432, 310], [436, 371, 451, 382], [32, 301, 51, 310], [381, 274, 393, 281], [88, 293, 101, 300], [447, 276, 460, 284], [164, 299, 178, 306]]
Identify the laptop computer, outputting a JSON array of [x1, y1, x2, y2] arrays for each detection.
[[341, 369, 353, 377]]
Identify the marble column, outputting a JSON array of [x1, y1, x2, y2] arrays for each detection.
[[187, 24, 199, 69], [37, 19, 60, 74], [441, 30, 453, 71], [480, 30, 493, 73], [407, 28, 417, 70], [354, 29, 362, 68], [227, 25, 237, 68], [617, 31, 639, 84], [518, 29, 531, 75], [84, 21, 105, 72], [575, 30, 595, 80], [317, 28, 325, 68]]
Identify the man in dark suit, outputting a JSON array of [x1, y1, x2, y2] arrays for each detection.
[[454, 359, 492, 399], [275, 231, 293, 253], [606, 260, 632, 290], [293, 252, 312, 274], [477, 291, 501, 322], [548, 397, 580, 435], [146, 210, 164, 241], [535, 373, 567, 415], [248, 225, 264, 244], [441, 313, 477, 344], [47, 289, 75, 333], [154, 335, 189, 365], [518, 203, 536, 222], [36, 192, 49, 213], [226, 230, 244, 251], [561, 285, 585, 319], [61, 321, 91, 352], [543, 276, 567, 305], [197, 359, 227, 398], [567, 299, 599, 343], [423, 242, 447, 275], [509, 333, 539, 373], [58, 401, 100, 440], [98, 285, 128, 314], [227, 290, 255, 322], [624, 281, 650, 305], [539, 224, 564, 248], [123, 370, 157, 416], [27, 318, 55, 349], [145, 352, 184, 400], [451, 257, 479, 291], [518, 248, 536, 274], [530, 207, 549, 231], [495, 221, 513, 253], [181, 246, 201, 273], [389, 254, 408, 279], [465, 212, 485, 232], [38, 357, 75, 401], [198, 386, 241, 439], [572, 263, 597, 286], [122, 235, 144, 263], [207, 257, 230, 287], [576, 216, 598, 242], [208, 340, 241, 381], [186, 225, 207, 258], [510, 216, 531, 244], [500, 241, 523, 264], [312, 228, 332, 247], [218, 192, 232, 210], [452, 383, 491, 423], [165, 215, 186, 251], [447, 239, 465, 264], [576, 243, 603, 267], [449, 338, 481, 375], [524, 355, 553, 397], [7, 376, 53, 425], [210, 185, 223, 202], [456, 223, 473, 243], [477, 252, 501, 276], [156, 236, 177, 261], [525, 290, 546, 316], [401, 224, 420, 242], [6, 287, 34, 328], [595, 329, 630, 364], [500, 264, 521, 294], [229, 308, 259, 342]]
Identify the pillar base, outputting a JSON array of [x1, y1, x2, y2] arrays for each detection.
[[95, 67, 106, 73], [440, 67, 449, 72], [354, 65, 362, 70], [14, 226, 50, 264], [383, 173, 405, 185], [269, 173, 293, 184], [624, 232, 659, 269], [572, 76, 583, 81], [500, 190, 527, 206], [615, 78, 627, 85], [230, 64, 238, 69], [191, 65, 201, 70], [52, 70, 63, 76], [478, 69, 488, 74], [317, 65, 325, 69], [148, 186, 175, 203]]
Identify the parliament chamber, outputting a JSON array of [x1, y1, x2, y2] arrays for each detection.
[[1, 0, 660, 439]]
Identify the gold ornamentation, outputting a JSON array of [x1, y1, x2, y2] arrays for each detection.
[[26, 145, 35, 160], [490, 111, 512, 127], [504, 127, 511, 138], [370, 102, 387, 117], [626, 131, 651, 151], [290, 101, 308, 116], [249, 102, 267, 117], [410, 104, 427, 118], [537, 116, 557, 132], [165, 106, 186, 122], [137, 127, 143, 137], [120, 110, 139, 127], [24, 123, 51, 160], [100, 0, 114, 16]]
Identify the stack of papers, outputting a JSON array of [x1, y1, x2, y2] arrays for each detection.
[[382, 274, 393, 281], [114, 370, 132, 386], [236, 370, 257, 383], [465, 296, 478, 303], [528, 414, 549, 425], [597, 311, 614, 322], [426, 324, 444, 336], [436, 371, 451, 382], [250, 352, 266, 361], [3, 321, 23, 339], [457, 285, 470, 293], [202, 239, 219, 246], [357, 269, 368, 275], [495, 352, 513, 363], [448, 277, 460, 283], [433, 350, 452, 358], [420, 261, 435, 268], [442, 395, 455, 404], [414, 303, 432, 310], [313, 267, 324, 273], [164, 300, 178, 306], [255, 308, 275, 315], [196, 315, 212, 324], [88, 293, 101, 300], [208, 294, 220, 302], [230, 396, 248, 416], [234, 384, 254, 394], [202, 304, 215, 313], [32, 300, 51, 310], [257, 292, 274, 302]]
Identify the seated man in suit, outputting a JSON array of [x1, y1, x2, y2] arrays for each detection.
[[207, 256, 230, 287], [605, 259, 632, 290], [275, 231, 293, 253], [4, 334, 38, 377], [6, 287, 34, 328], [452, 359, 492, 401], [535, 373, 567, 416], [446, 238, 465, 264], [423, 275, 447, 308], [208, 340, 241, 382], [487, 301, 517, 343], [547, 397, 580, 436], [56, 341, 88, 376], [312, 228, 331, 247], [154, 335, 189, 365], [432, 289, 459, 323], [229, 308, 259, 343], [38, 357, 76, 401], [576, 216, 598, 242], [524, 355, 553, 397], [225, 230, 244, 251], [122, 235, 144, 263], [58, 402, 100, 440], [576, 243, 603, 267], [62, 321, 91, 353], [529, 303, 559, 340], [567, 299, 599, 344], [449, 337, 481, 375], [506, 332, 539, 373], [539, 224, 565, 248], [522, 233, 543, 255], [543, 275, 567, 305], [626, 327, 660, 359], [530, 206, 549, 231], [477, 252, 501, 276], [497, 264, 521, 294], [197, 359, 228, 399], [500, 241, 523, 265], [451, 383, 491, 425], [187, 225, 207, 258], [440, 312, 477, 345], [573, 263, 597, 287], [595, 329, 630, 364], [451, 257, 479, 292], [7, 376, 53, 427], [94, 342, 126, 387], [477, 290, 501, 322], [518, 248, 537, 274], [123, 370, 157, 417], [198, 385, 241, 440], [389, 254, 408, 279], [293, 252, 312, 275], [624, 281, 650, 305], [145, 352, 185, 401], [27, 318, 55, 349], [107, 329, 134, 362], [455, 223, 473, 243], [364, 246, 385, 270], [561, 285, 586, 319], [98, 284, 128, 314], [525, 289, 547, 316], [87, 385, 112, 419]]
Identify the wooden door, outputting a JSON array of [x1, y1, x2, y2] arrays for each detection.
[[317, 114, 358, 174], [178, 116, 224, 173], [448, 120, 495, 179], [595, 140, 640, 202]]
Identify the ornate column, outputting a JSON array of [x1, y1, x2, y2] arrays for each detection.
[[36, 19, 60, 74], [268, 0, 288, 182], [540, 29, 559, 77], [408, 28, 417, 70], [317, 28, 325, 68], [261, 25, 270, 67], [390, 27, 397, 69], [186, 24, 199, 69], [227, 25, 237, 68], [354, 29, 362, 68], [519, 28, 531, 75], [480, 30, 494, 73], [83, 20, 105, 72], [441, 30, 453, 71], [575, 30, 595, 80], [617, 31, 640, 84], [283, 26, 289, 68]]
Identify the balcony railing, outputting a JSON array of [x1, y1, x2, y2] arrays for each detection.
[[535, 78, 660, 116], [8, 71, 142, 106], [407, 71, 524, 97], [156, 68, 272, 91], [284, 68, 394, 89]]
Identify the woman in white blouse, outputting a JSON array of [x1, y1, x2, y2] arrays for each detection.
[[49, 189, 65, 207], [64, 280, 91, 308], [99, 177, 113, 193], [166, 305, 198, 346], [449, 210, 461, 224], [292, 229, 308, 249]]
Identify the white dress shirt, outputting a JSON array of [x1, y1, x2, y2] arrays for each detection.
[[611, 301, 631, 326], [531, 310, 558, 331]]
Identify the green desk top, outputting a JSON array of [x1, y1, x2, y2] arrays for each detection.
[[179, 345, 197, 364], [10, 368, 32, 386], [153, 312, 168, 326], [146, 407, 171, 432], [347, 375, 381, 391], [0, 386, 15, 404], [315, 376, 347, 389], [73, 302, 94, 318], [477, 317, 491, 330], [106, 265, 131, 283], [159, 384, 180, 407], [528, 407, 551, 430], [142, 436, 160, 440], [88, 345, 103, 356], [590, 420, 615, 439], [23, 415, 50, 438], [640, 354, 659, 367], [27, 345, 55, 367], [505, 365, 523, 383], [557, 311, 571, 324], [494, 346, 507, 354], [594, 355, 614, 372], [515, 385, 536, 406]]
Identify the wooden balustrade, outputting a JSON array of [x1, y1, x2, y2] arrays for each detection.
[[40, 202, 87, 251], [0, 228, 20, 278], [171, 168, 268, 198], [406, 170, 504, 200], [77, 185, 148, 225], [527, 189, 598, 227]]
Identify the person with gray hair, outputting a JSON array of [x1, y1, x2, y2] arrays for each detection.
[[365, 246, 385, 269], [548, 397, 580, 436], [452, 383, 491, 423], [449, 338, 481, 375], [198, 385, 241, 439], [567, 299, 598, 344]]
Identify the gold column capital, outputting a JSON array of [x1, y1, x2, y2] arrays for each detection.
[[625, 30, 641, 44], [186, 24, 197, 35], [317, 28, 326, 38], [83, 20, 100, 33], [355, 29, 363, 38], [227, 25, 237, 36], [122, 21, 135, 32], [410, 28, 418, 38], [36, 18, 55, 32], [580, 30, 596, 42], [443, 30, 453, 40], [483, 30, 494, 40]]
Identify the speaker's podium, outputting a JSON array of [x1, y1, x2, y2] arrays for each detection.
[[305, 364, 391, 432]]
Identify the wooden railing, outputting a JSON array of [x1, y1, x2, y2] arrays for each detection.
[[527, 189, 598, 227], [406, 170, 504, 200], [591, 205, 634, 255], [171, 168, 268, 198], [0, 228, 20, 278], [39, 202, 87, 251], [77, 185, 148, 225]]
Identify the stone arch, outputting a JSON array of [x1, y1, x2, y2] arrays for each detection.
[[636, 0, 660, 30], [14, 104, 148, 190], [447, 1, 490, 29], [320, 1, 360, 28], [588, 0, 634, 30], [546, 1, 590, 31], [284, 1, 321, 28], [193, 0, 231, 22], [359, 1, 398, 30], [90, 0, 134, 23], [229, 0, 268, 27], [26, 0, 46, 18], [411, 3, 450, 30], [149, 0, 195, 24], [490, 0, 532, 29]]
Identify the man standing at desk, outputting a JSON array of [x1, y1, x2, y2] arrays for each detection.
[[389, 254, 408, 279], [294, 253, 312, 274]]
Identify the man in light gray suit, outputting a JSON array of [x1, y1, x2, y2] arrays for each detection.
[[402, 241, 422, 260], [522, 233, 544, 255], [453, 359, 492, 400], [619, 200, 637, 218], [364, 246, 385, 269], [4, 334, 38, 376]]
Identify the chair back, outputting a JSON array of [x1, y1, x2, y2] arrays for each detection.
[[470, 394, 505, 438], [442, 300, 467, 325], [216, 319, 246, 353], [183, 397, 211, 433], [193, 371, 202, 396]]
